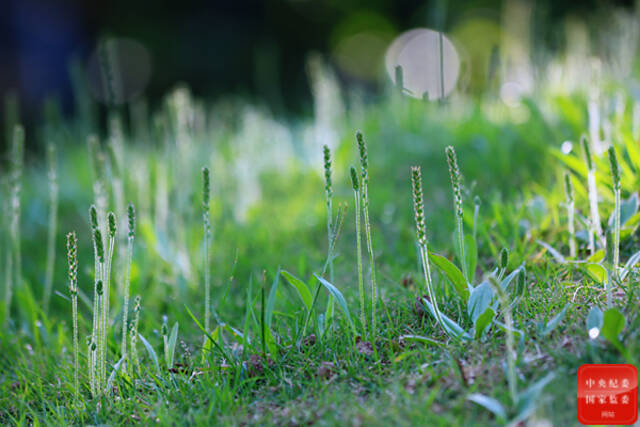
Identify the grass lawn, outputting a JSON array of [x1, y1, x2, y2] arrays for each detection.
[[1, 68, 639, 426]]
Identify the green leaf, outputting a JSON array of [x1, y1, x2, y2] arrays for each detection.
[[265, 327, 278, 358], [281, 270, 313, 312], [620, 250, 640, 281], [536, 240, 566, 264], [601, 308, 625, 345], [167, 322, 179, 368], [106, 356, 126, 392], [420, 298, 471, 340], [468, 281, 494, 323], [586, 306, 603, 338], [587, 249, 605, 263], [582, 263, 607, 283], [542, 304, 569, 336], [514, 373, 555, 423], [467, 393, 506, 420], [399, 335, 442, 347], [138, 333, 161, 375], [313, 274, 356, 334], [609, 193, 638, 228], [429, 251, 469, 301], [474, 307, 495, 339], [185, 304, 231, 362], [265, 268, 280, 328]]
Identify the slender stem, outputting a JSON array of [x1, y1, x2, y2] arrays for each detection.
[[472, 199, 480, 242], [121, 237, 133, 359], [362, 188, 377, 336], [102, 236, 115, 387], [204, 225, 210, 333], [327, 197, 334, 283], [609, 187, 620, 307], [418, 243, 452, 339], [456, 217, 467, 282], [353, 189, 366, 335], [613, 187, 620, 275], [587, 169, 601, 254], [568, 200, 576, 258], [72, 294, 79, 398]]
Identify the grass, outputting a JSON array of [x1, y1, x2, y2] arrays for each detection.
[[2, 54, 640, 426]]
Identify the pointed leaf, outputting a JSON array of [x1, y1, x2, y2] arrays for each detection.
[[601, 308, 625, 344], [138, 333, 161, 375], [429, 251, 469, 301], [468, 281, 494, 322], [281, 270, 313, 312], [266, 268, 280, 328], [420, 297, 471, 340], [467, 394, 507, 420], [542, 304, 569, 336], [313, 274, 356, 334], [474, 307, 495, 339], [167, 322, 179, 368]]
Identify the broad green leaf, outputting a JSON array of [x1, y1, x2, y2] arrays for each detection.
[[467, 393, 506, 420], [167, 322, 179, 368], [552, 149, 587, 177], [583, 263, 606, 283], [474, 307, 495, 339], [138, 333, 161, 375], [429, 251, 469, 301], [587, 249, 605, 263], [601, 308, 625, 344], [313, 274, 356, 334], [542, 304, 569, 336], [281, 270, 313, 312], [468, 281, 494, 322], [586, 306, 603, 339]]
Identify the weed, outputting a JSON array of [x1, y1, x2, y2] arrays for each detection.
[[356, 131, 378, 336], [564, 172, 576, 258], [66, 231, 79, 399], [581, 135, 602, 254], [350, 165, 366, 334], [121, 203, 136, 360]]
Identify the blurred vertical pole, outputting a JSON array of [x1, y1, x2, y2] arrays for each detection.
[[430, 0, 448, 103]]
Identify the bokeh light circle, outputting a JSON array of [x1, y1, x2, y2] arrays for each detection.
[[385, 28, 460, 100]]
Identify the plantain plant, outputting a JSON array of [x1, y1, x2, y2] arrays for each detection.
[[350, 165, 366, 334], [356, 131, 378, 336], [66, 231, 79, 399]]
